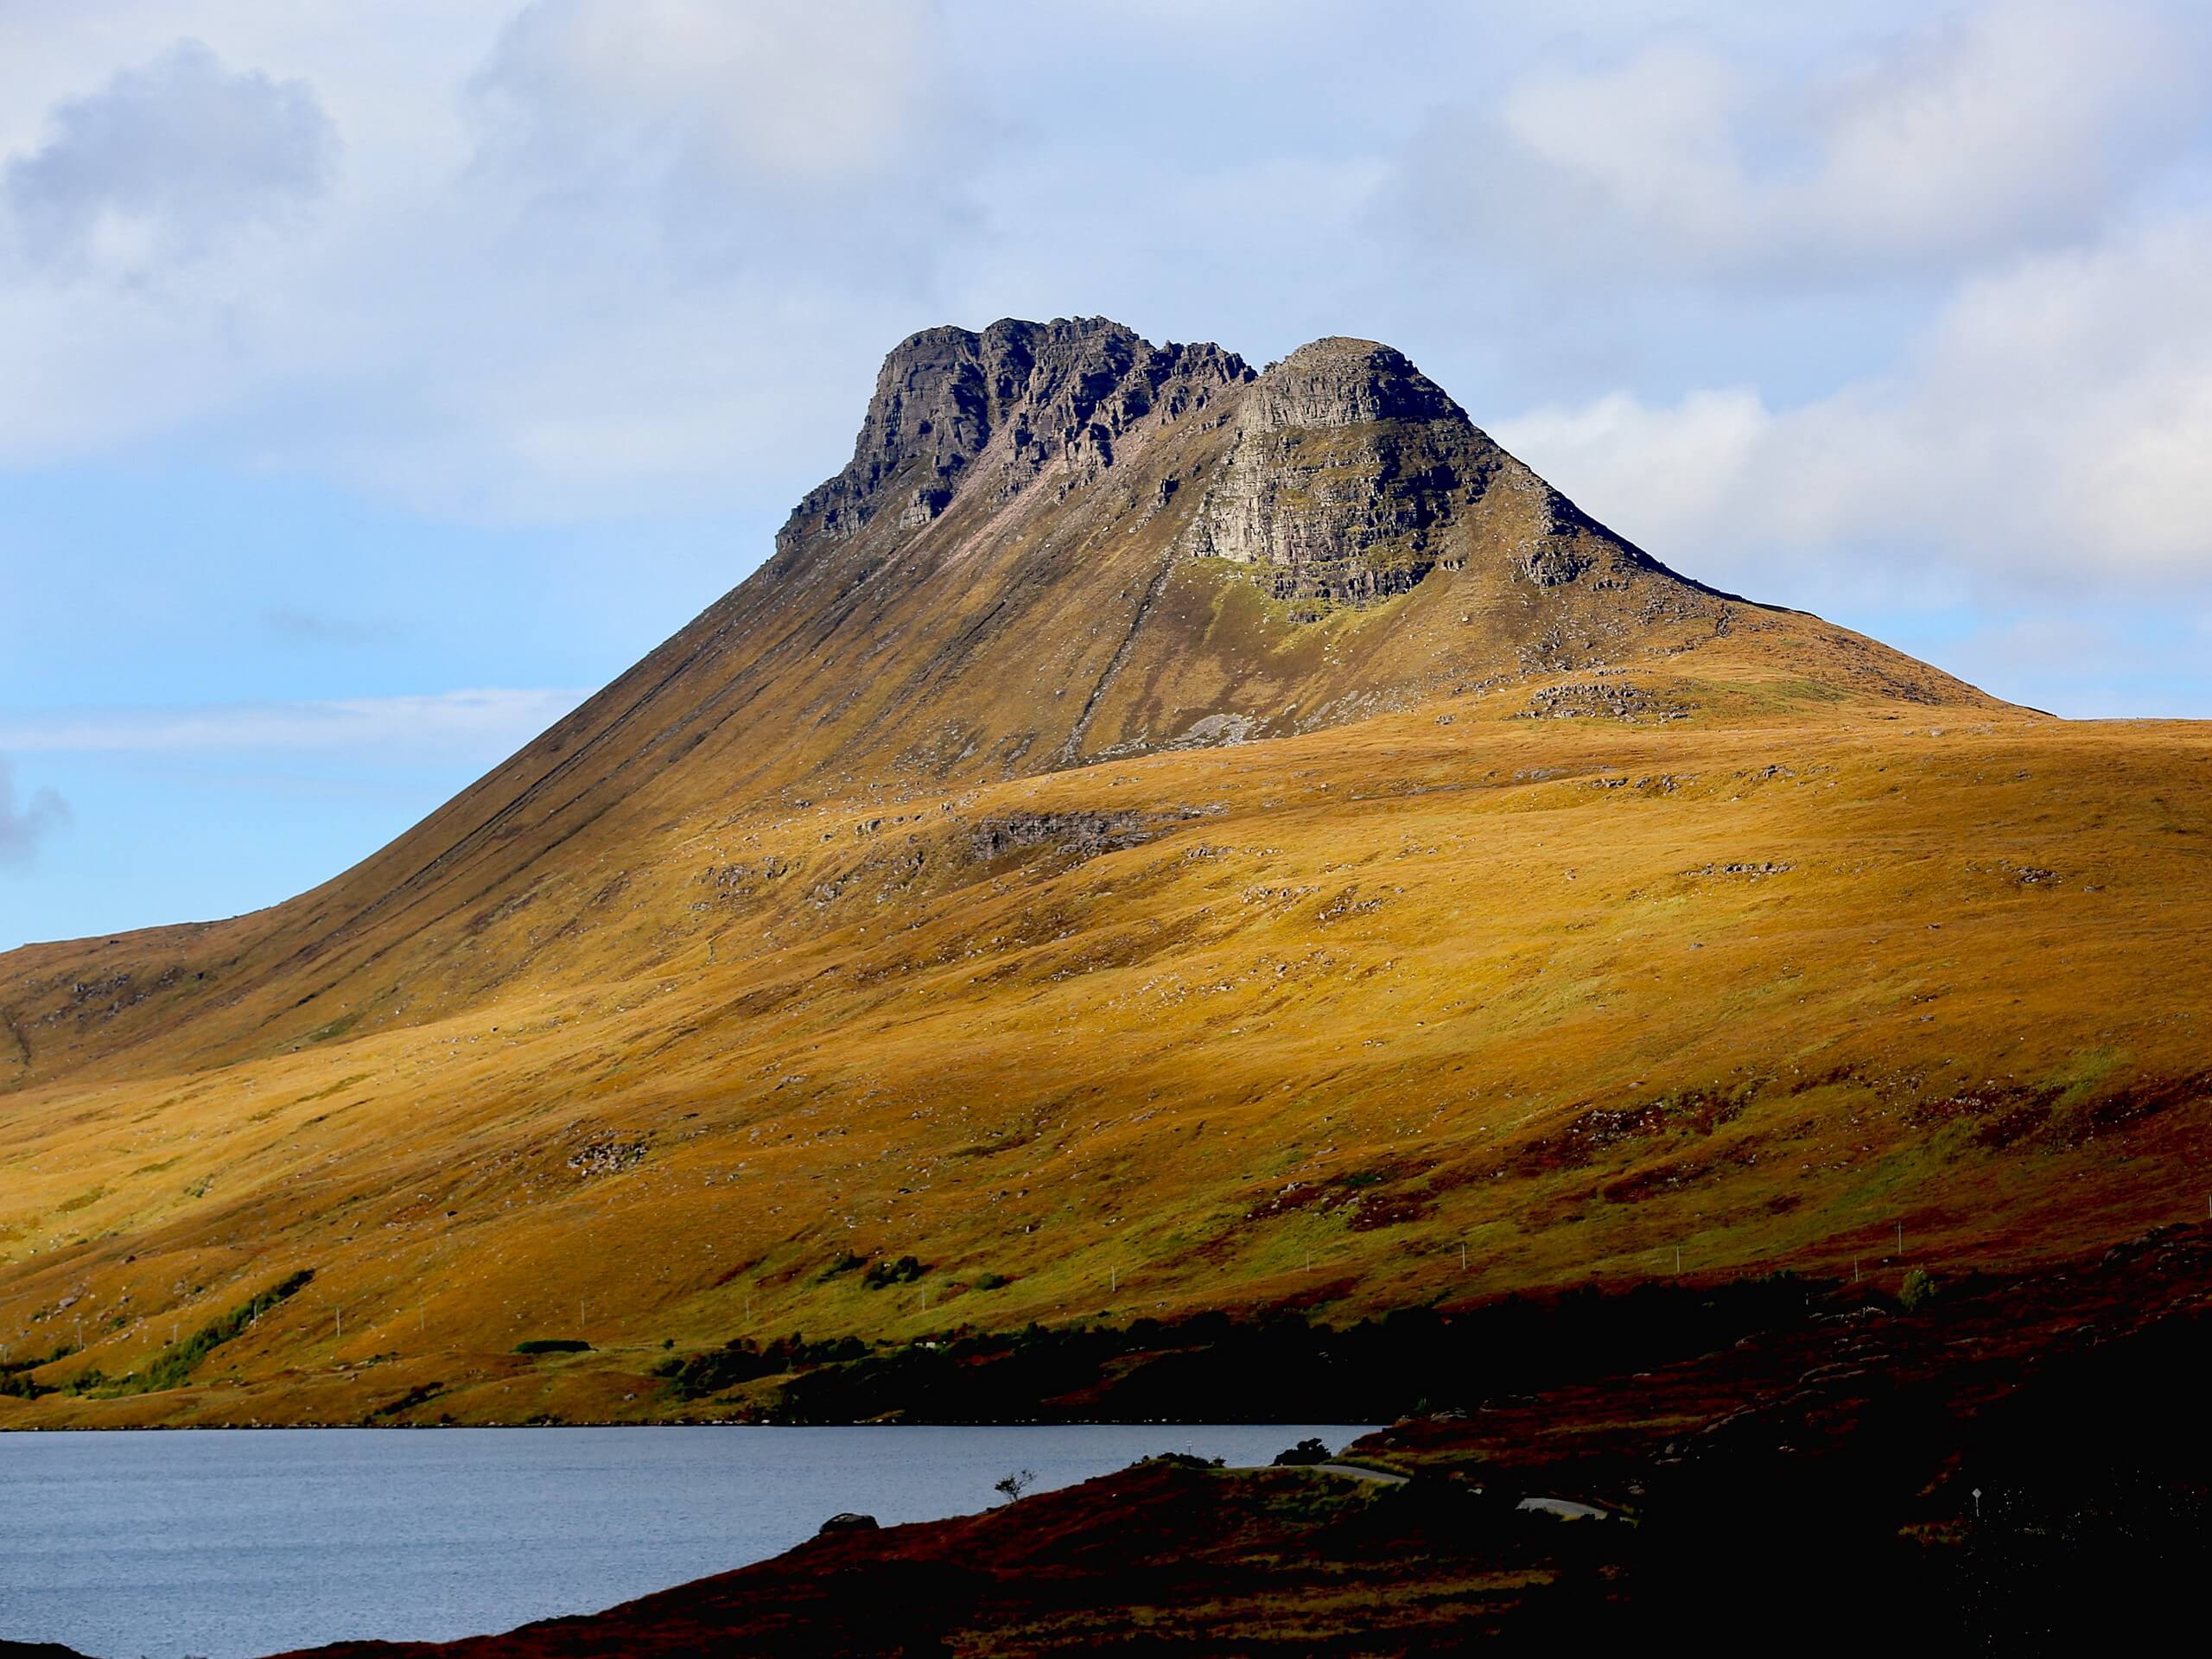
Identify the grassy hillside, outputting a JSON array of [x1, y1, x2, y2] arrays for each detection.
[[4, 319, 2198, 1427], [3, 652, 2205, 1426]]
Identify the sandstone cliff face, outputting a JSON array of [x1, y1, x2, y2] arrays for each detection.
[[1179, 337, 1664, 610]]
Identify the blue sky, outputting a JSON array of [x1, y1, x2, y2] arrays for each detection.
[[3, 0, 2210, 949]]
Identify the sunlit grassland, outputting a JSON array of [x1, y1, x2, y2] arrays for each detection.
[[1, 677, 2206, 1425]]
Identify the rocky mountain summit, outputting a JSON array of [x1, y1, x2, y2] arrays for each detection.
[[719, 318, 1970, 783], [1182, 336, 1659, 608], [779, 320, 1675, 621], [779, 316, 1251, 549]]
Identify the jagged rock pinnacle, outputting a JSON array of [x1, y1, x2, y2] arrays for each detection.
[[777, 317, 1249, 555], [1246, 337, 1464, 431]]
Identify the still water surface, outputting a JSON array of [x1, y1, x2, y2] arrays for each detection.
[[0, 1424, 1368, 1658]]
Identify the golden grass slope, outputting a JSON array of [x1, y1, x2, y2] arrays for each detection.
[[3, 659, 2207, 1427], [0, 319, 2196, 1427]]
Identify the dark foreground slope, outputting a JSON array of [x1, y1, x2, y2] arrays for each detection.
[[270, 1224, 2212, 1656]]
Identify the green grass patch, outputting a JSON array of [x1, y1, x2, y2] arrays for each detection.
[[117, 1269, 315, 1395]]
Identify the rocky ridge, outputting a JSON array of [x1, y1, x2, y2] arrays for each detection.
[[775, 316, 1253, 554], [779, 321, 1679, 620]]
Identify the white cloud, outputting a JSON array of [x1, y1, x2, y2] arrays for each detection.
[[1495, 214, 2212, 601], [0, 0, 986, 518], [3, 38, 337, 272], [0, 688, 591, 760], [0, 759, 72, 865], [474, 0, 944, 188], [1414, 0, 2209, 286], [464, 0, 977, 280]]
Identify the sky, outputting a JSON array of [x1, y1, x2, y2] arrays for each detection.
[[3, 0, 2209, 950]]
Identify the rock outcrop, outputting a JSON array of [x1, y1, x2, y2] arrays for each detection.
[[1179, 337, 1660, 611], [776, 316, 1251, 554]]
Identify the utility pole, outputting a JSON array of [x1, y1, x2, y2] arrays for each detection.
[[1896, 1221, 1903, 1256], [1675, 1245, 1681, 1274], [335, 1306, 342, 1343], [1109, 1268, 1117, 1294], [1459, 1243, 1467, 1272]]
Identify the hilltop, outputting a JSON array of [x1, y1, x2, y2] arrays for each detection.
[[2, 318, 2205, 1428]]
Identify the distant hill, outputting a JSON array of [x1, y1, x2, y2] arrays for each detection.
[[3, 318, 2204, 1428]]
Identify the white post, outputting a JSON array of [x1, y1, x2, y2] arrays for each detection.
[[1459, 1243, 1467, 1271], [1896, 1221, 1903, 1255], [1675, 1245, 1681, 1274]]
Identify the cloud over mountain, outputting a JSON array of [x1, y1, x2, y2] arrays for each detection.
[[1495, 217, 2212, 601], [4, 38, 337, 272], [0, 689, 590, 762], [1405, 0, 2207, 288], [0, 759, 71, 866]]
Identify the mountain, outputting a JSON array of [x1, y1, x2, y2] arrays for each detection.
[[0, 320, 1976, 1079], [3, 318, 2206, 1428]]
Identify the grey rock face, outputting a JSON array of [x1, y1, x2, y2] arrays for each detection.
[[777, 316, 1250, 556], [1244, 338, 1461, 432], [1181, 337, 1523, 609], [775, 318, 1675, 617]]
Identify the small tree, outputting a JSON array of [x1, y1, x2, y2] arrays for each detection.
[[994, 1467, 1036, 1503], [1899, 1267, 1939, 1312]]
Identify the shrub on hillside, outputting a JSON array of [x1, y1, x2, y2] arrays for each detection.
[[862, 1255, 927, 1290]]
